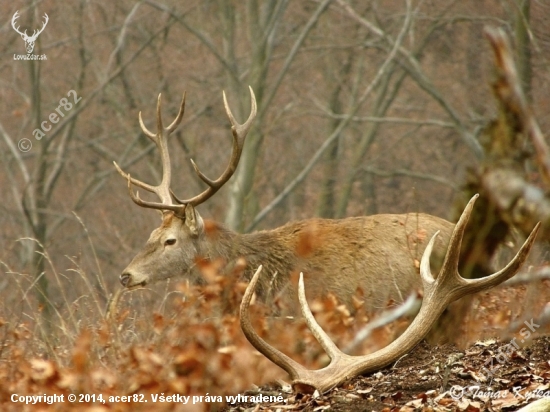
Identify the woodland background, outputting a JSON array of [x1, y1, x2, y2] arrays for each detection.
[[0, 1, 549, 411]]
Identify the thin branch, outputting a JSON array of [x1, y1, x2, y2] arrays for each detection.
[[361, 166, 458, 190], [260, 0, 333, 117], [343, 293, 421, 354], [46, 140, 157, 239], [502, 267, 550, 287], [309, 104, 455, 128], [44, 18, 173, 143], [104, 2, 141, 75], [143, 0, 240, 84], [0, 121, 30, 183], [247, 0, 413, 231], [335, 0, 483, 158]]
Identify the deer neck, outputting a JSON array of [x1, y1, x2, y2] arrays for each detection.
[[198, 220, 294, 288]]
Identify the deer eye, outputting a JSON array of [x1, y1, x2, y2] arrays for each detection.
[[165, 238, 176, 246]]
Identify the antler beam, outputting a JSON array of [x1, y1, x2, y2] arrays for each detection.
[[240, 194, 540, 394]]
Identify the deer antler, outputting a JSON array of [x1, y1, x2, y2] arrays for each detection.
[[114, 93, 187, 214], [172, 86, 257, 206], [114, 87, 256, 214], [240, 194, 540, 394]]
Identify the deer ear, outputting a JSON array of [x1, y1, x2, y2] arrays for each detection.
[[184, 204, 203, 237]]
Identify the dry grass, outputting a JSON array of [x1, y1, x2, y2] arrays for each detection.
[[1, 230, 548, 412], [0, 228, 401, 412]]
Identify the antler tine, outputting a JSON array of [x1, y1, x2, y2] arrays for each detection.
[[124, 174, 185, 214], [172, 87, 257, 206], [240, 195, 539, 395], [167, 92, 186, 133], [224, 86, 258, 141], [433, 194, 478, 287], [419, 229, 439, 284], [423, 194, 540, 301], [138, 95, 161, 141], [297, 274, 345, 359], [113, 161, 156, 194], [115, 93, 187, 213], [155, 94, 164, 137], [418, 194, 479, 294], [445, 220, 541, 300], [240, 266, 310, 380]]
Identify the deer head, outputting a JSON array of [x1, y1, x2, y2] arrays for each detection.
[[114, 88, 257, 289], [12, 11, 49, 54]]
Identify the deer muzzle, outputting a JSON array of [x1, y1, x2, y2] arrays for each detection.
[[120, 272, 147, 289]]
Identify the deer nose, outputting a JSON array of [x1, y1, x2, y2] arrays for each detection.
[[120, 273, 132, 287]]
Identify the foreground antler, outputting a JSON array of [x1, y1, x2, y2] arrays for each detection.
[[114, 87, 257, 214], [240, 194, 539, 394]]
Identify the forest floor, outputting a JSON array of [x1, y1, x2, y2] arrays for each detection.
[[224, 335, 550, 412]]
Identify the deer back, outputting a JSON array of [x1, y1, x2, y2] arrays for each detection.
[[234, 213, 454, 312]]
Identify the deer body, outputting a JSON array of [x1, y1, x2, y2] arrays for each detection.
[[116, 89, 454, 312], [122, 207, 454, 312]]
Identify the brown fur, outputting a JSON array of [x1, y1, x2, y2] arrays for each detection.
[[120, 206, 454, 313]]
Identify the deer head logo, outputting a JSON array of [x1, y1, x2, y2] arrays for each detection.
[[12, 11, 49, 54]]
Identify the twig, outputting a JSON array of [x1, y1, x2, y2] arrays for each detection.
[[361, 166, 458, 190], [247, 0, 414, 231], [343, 292, 421, 354]]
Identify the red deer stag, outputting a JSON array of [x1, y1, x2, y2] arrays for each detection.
[[115, 88, 455, 312], [240, 195, 540, 394]]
